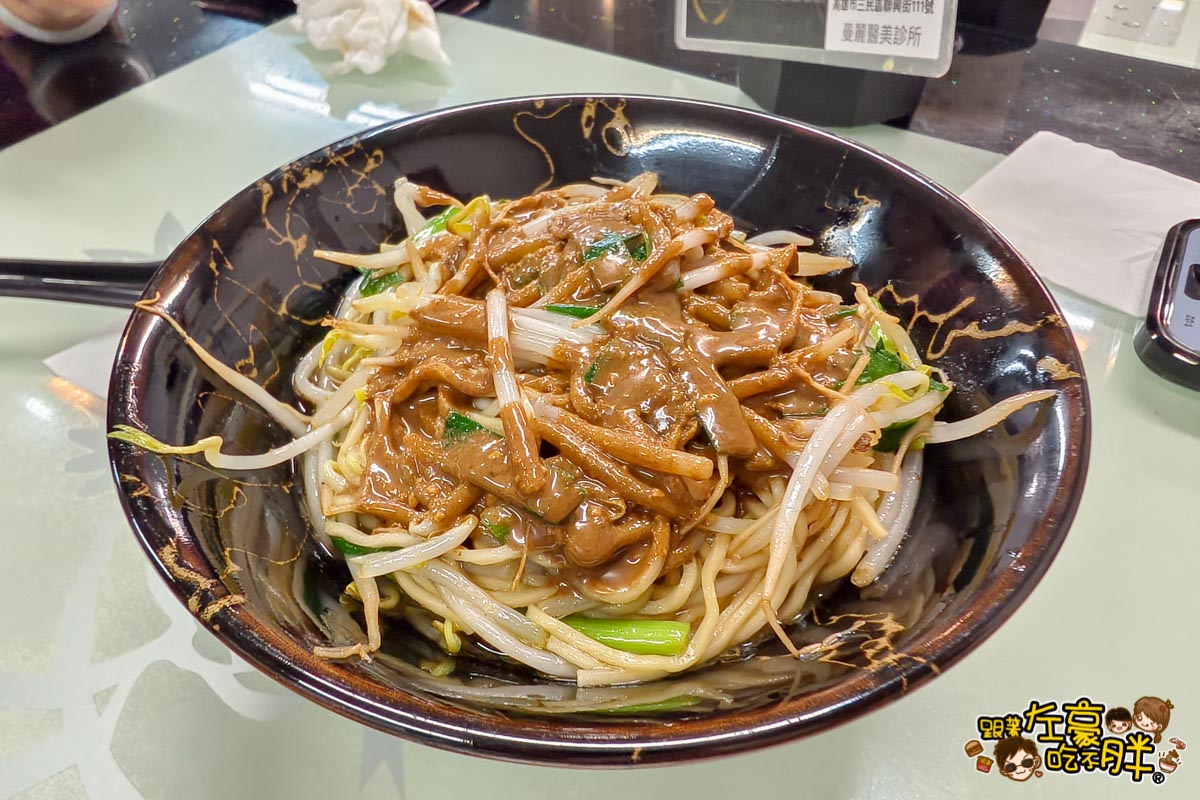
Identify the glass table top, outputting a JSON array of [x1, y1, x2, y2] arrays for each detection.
[[1043, 0, 1200, 69]]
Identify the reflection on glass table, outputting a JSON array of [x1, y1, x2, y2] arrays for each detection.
[[1042, 0, 1200, 67]]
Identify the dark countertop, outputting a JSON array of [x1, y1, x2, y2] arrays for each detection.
[[2, 0, 1198, 180]]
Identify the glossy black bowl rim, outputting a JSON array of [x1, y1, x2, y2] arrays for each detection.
[[107, 94, 1091, 766]]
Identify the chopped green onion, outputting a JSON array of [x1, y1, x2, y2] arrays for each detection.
[[412, 206, 457, 246], [825, 307, 859, 322], [583, 353, 603, 384], [855, 340, 905, 386], [624, 231, 651, 261], [302, 561, 323, 617], [928, 376, 950, 393], [583, 233, 624, 261], [874, 420, 918, 453], [545, 304, 600, 319], [583, 230, 651, 262], [481, 520, 510, 544], [359, 270, 405, 297], [331, 537, 400, 557], [593, 695, 702, 715], [442, 410, 498, 446], [562, 615, 690, 656], [674, 278, 684, 290], [868, 321, 898, 355]]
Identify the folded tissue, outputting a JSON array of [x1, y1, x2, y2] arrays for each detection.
[[962, 131, 1200, 317]]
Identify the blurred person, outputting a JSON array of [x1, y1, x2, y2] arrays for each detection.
[[0, 0, 116, 42], [0, 0, 150, 148]]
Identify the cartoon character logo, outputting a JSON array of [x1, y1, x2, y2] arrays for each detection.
[[1133, 696, 1174, 744], [969, 697, 1183, 783], [1105, 706, 1133, 735], [994, 736, 1042, 782]]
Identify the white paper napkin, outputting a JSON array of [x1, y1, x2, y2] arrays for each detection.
[[962, 131, 1200, 317], [43, 330, 122, 400]]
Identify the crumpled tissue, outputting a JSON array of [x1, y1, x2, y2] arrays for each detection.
[[292, 0, 450, 75]]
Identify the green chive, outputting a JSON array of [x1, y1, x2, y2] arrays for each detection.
[[412, 206, 458, 245], [583, 354, 602, 384], [481, 520, 510, 544], [593, 696, 702, 715], [875, 420, 918, 453], [562, 616, 690, 656], [869, 321, 898, 354], [583, 229, 651, 262], [359, 270, 405, 297], [302, 561, 323, 617], [545, 304, 600, 319], [825, 307, 859, 321], [623, 231, 650, 261], [583, 232, 625, 262], [331, 537, 400, 557], [442, 410, 498, 446], [855, 340, 905, 386]]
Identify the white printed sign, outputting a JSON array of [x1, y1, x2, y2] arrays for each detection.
[[824, 0, 945, 61]]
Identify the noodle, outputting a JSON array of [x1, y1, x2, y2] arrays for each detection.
[[110, 172, 1058, 687]]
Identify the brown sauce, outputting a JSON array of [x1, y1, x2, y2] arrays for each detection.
[[341, 189, 859, 595]]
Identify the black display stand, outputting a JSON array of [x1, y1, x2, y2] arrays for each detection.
[[737, 56, 928, 127]]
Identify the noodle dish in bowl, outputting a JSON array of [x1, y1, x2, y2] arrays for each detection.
[[107, 95, 1089, 765]]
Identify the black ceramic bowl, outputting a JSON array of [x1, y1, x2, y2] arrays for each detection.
[[107, 95, 1089, 766]]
